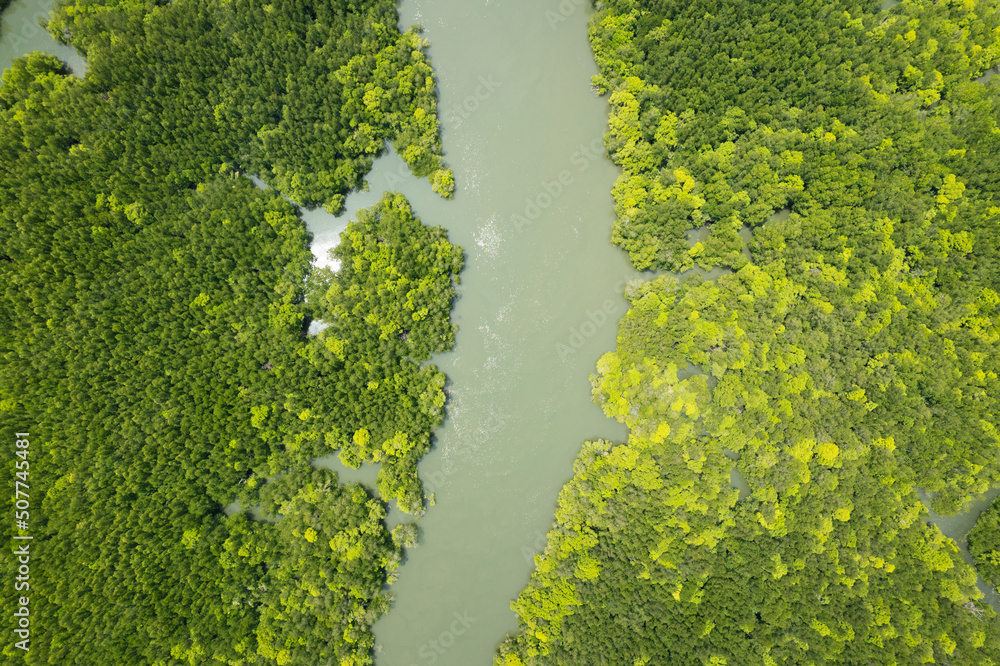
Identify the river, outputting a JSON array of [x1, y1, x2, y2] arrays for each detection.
[[320, 2, 643, 663]]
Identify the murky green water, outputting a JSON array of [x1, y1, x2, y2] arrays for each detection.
[[0, 0, 84, 77]]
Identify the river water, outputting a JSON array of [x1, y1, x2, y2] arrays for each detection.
[[326, 2, 644, 663], [0, 0, 84, 76], [4, 0, 997, 662]]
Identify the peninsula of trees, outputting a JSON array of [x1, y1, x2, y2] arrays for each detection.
[[498, 0, 1000, 663], [0, 0, 460, 663]]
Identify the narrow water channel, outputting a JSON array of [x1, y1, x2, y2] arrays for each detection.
[[0, 0, 84, 75], [919, 488, 1000, 611]]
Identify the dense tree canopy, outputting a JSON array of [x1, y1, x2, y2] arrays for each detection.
[[0, 0, 460, 663], [498, 0, 1000, 664], [971, 498, 1000, 592]]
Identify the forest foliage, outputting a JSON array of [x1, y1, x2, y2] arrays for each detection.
[[0, 0, 460, 664], [498, 0, 1000, 663], [971, 498, 1000, 592]]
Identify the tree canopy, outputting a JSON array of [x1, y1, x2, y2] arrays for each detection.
[[971, 498, 1000, 593], [0, 0, 460, 663]]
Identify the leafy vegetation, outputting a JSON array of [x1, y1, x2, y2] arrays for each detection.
[[971, 498, 1000, 592], [498, 0, 1000, 663], [42, 0, 454, 211], [0, 0, 460, 663]]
